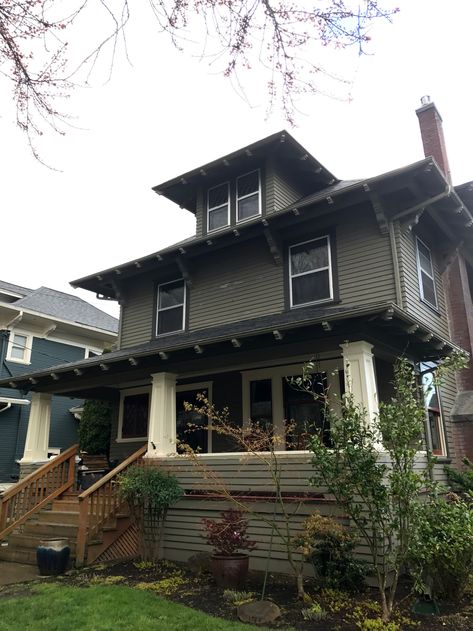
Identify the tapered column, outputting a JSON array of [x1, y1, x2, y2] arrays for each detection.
[[20, 392, 52, 462], [146, 372, 177, 457], [340, 341, 379, 425]]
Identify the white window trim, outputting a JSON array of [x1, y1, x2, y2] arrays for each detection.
[[207, 181, 230, 233], [289, 235, 333, 308], [176, 381, 213, 453], [6, 330, 33, 365], [117, 386, 151, 443], [241, 359, 342, 451], [84, 346, 102, 359], [156, 278, 186, 337], [415, 236, 438, 309], [236, 169, 262, 223]]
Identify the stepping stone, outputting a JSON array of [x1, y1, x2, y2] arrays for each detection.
[[237, 600, 281, 625]]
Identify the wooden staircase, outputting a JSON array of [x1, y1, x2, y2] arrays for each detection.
[[0, 445, 146, 567]]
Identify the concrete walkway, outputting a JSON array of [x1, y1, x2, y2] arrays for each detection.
[[0, 562, 39, 586]]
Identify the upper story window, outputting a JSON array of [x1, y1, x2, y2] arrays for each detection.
[[208, 182, 230, 232], [6, 331, 32, 364], [289, 236, 333, 308], [156, 279, 186, 336], [237, 170, 261, 222], [416, 237, 438, 309]]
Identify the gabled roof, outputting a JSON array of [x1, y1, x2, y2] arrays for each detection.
[[12, 287, 118, 334]]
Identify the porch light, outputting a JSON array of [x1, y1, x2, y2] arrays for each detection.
[[159, 351, 168, 360], [231, 338, 241, 348]]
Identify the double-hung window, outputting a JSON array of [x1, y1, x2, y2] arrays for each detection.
[[156, 279, 186, 336], [6, 332, 32, 364], [289, 236, 332, 307], [421, 364, 446, 456], [416, 237, 438, 309], [237, 170, 261, 222], [207, 182, 230, 232]]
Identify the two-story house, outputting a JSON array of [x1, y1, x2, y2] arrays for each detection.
[[0, 129, 471, 570], [0, 280, 118, 487]]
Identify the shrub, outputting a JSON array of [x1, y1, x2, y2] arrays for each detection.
[[294, 513, 365, 592], [445, 458, 473, 501], [408, 494, 473, 600], [79, 400, 112, 455], [301, 601, 327, 621], [202, 509, 256, 556]]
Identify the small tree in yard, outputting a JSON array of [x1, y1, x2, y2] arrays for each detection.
[[309, 353, 468, 622]]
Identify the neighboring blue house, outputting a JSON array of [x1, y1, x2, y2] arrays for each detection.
[[0, 280, 118, 486]]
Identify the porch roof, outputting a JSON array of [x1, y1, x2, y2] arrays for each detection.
[[0, 302, 461, 396]]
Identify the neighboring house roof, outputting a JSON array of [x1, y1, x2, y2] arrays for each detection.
[[13, 287, 118, 334], [0, 280, 33, 299]]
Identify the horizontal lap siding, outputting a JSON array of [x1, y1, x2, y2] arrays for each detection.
[[120, 278, 154, 348], [266, 160, 304, 215], [337, 208, 396, 305], [439, 371, 458, 462], [397, 227, 449, 337], [189, 238, 285, 330]]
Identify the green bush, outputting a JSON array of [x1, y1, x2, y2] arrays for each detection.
[[79, 400, 112, 455], [445, 458, 473, 501], [409, 495, 473, 600]]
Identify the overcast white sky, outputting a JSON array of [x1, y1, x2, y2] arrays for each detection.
[[1, 1, 472, 320]]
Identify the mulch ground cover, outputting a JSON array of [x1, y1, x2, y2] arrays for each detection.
[[1, 559, 472, 630]]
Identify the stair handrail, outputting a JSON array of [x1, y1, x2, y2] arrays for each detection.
[[76, 444, 147, 566], [0, 444, 78, 540]]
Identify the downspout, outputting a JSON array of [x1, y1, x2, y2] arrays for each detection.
[[0, 403, 11, 414], [388, 222, 403, 308]]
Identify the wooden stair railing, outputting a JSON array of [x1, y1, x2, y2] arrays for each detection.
[[75, 444, 147, 567], [0, 444, 78, 540]]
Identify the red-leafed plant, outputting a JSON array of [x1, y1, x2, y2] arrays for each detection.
[[202, 509, 256, 557]]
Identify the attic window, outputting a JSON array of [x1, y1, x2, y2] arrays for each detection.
[[237, 170, 261, 222], [416, 237, 438, 309], [289, 236, 333, 308], [207, 182, 230, 232], [156, 279, 186, 335]]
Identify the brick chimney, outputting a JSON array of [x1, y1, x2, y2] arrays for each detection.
[[416, 95, 452, 183]]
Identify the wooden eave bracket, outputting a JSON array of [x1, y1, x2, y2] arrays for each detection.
[[176, 256, 193, 287], [263, 227, 283, 266], [369, 192, 389, 235], [439, 241, 463, 274], [110, 280, 123, 305]]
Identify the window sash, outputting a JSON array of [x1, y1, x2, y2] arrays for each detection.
[[207, 182, 230, 232], [416, 237, 438, 308], [237, 170, 261, 222], [156, 279, 186, 335], [289, 236, 333, 307]]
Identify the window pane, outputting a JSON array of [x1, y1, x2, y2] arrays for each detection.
[[208, 183, 228, 209], [283, 373, 329, 448], [209, 206, 229, 231], [122, 393, 149, 438], [292, 270, 330, 305], [238, 194, 259, 220], [176, 389, 209, 453], [11, 345, 25, 359], [159, 281, 184, 309], [237, 171, 259, 198], [291, 239, 328, 274], [250, 379, 272, 427], [428, 411, 443, 454], [158, 306, 184, 334], [417, 241, 433, 275], [421, 271, 437, 306]]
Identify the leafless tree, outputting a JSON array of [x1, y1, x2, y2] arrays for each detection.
[[0, 1, 397, 156]]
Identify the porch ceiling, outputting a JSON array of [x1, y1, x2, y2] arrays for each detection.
[[0, 302, 461, 399]]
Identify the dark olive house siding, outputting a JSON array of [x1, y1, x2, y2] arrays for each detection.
[[265, 157, 304, 215]]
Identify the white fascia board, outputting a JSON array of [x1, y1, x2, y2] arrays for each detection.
[[0, 397, 30, 406]]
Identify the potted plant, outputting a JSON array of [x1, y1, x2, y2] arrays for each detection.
[[202, 509, 256, 588]]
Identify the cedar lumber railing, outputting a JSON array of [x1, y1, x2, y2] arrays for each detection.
[[75, 444, 147, 567], [0, 444, 78, 541]]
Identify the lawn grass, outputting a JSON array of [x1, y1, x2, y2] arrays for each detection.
[[0, 583, 265, 631]]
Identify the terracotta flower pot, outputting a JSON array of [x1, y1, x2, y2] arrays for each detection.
[[211, 553, 249, 588], [36, 538, 70, 576]]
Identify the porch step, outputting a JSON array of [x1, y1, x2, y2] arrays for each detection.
[[35, 511, 80, 525], [7, 533, 77, 553], [51, 499, 79, 512], [0, 544, 39, 565], [23, 522, 79, 537]]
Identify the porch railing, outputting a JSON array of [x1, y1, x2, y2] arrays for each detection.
[[75, 444, 147, 567], [0, 444, 77, 541]]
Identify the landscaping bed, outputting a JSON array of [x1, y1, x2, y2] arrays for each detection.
[[3, 558, 468, 631]]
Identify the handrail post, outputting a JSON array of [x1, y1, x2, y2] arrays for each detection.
[[67, 452, 76, 491], [0, 498, 7, 533], [76, 496, 89, 567]]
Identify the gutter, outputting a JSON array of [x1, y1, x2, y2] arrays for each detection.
[[0, 403, 11, 414]]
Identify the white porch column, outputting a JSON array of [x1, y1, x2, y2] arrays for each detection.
[[20, 392, 52, 463], [340, 341, 379, 425], [145, 372, 177, 457]]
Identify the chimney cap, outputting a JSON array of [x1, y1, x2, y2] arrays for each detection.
[[420, 95, 431, 106]]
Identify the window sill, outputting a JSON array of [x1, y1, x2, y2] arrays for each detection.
[[6, 358, 31, 365], [289, 298, 340, 310], [419, 298, 441, 316]]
